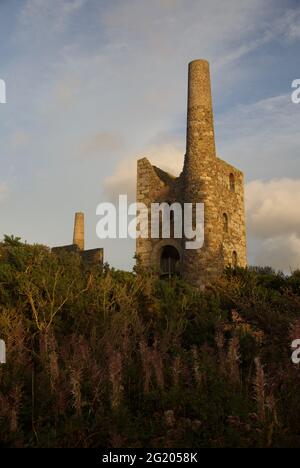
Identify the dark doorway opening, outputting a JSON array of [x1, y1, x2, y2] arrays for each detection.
[[160, 245, 180, 278]]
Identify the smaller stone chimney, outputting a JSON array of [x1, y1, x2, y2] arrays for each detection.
[[73, 212, 84, 251]]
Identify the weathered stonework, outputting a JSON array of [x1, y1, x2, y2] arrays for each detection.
[[52, 212, 104, 267], [136, 59, 247, 287], [73, 212, 85, 251]]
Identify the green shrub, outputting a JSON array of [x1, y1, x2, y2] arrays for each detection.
[[0, 240, 299, 447]]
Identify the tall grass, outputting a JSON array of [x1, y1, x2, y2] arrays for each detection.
[[0, 238, 300, 447]]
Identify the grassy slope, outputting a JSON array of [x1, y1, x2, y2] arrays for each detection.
[[0, 236, 300, 448]]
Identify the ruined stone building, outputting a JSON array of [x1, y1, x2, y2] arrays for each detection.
[[52, 212, 103, 266], [136, 59, 247, 287]]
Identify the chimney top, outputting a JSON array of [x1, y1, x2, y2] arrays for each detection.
[[73, 212, 85, 251]]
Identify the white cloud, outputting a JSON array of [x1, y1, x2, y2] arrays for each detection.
[[100, 0, 279, 85], [278, 8, 300, 42], [246, 178, 300, 238], [216, 93, 300, 180], [246, 178, 300, 271], [19, 0, 87, 33], [254, 234, 300, 273], [77, 132, 124, 158], [104, 143, 184, 202]]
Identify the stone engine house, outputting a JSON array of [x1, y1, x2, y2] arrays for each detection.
[[136, 59, 247, 287], [52, 212, 103, 266]]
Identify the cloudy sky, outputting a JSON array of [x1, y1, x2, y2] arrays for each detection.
[[0, 0, 299, 272]]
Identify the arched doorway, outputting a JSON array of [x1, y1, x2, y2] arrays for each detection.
[[160, 245, 180, 278]]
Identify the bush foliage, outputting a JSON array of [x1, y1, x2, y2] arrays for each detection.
[[0, 236, 300, 448]]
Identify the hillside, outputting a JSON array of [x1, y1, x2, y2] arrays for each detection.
[[0, 236, 300, 448]]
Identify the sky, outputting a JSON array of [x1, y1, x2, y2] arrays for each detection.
[[0, 0, 299, 272]]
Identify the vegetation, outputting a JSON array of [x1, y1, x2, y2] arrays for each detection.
[[0, 236, 300, 448]]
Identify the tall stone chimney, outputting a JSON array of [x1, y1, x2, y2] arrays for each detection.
[[73, 212, 84, 251], [186, 59, 216, 160], [182, 59, 219, 285]]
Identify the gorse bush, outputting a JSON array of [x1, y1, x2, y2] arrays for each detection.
[[0, 237, 300, 448]]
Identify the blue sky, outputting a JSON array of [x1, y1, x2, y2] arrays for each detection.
[[0, 0, 300, 271]]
